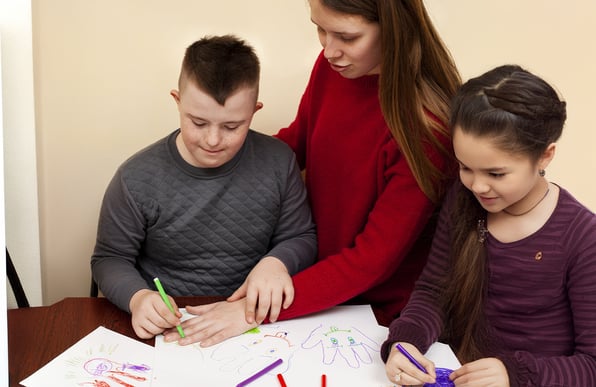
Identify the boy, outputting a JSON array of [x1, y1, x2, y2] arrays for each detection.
[[91, 35, 316, 341]]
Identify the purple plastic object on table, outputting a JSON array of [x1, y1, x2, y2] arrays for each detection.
[[423, 367, 455, 387]]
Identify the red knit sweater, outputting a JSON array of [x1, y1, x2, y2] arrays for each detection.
[[275, 51, 453, 325]]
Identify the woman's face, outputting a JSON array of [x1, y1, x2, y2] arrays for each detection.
[[309, 0, 382, 78]]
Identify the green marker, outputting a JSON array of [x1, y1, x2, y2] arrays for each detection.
[[153, 277, 185, 338]]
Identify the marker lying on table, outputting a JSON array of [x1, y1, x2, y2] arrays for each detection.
[[396, 343, 427, 373], [276, 373, 287, 387], [236, 358, 283, 386], [153, 277, 185, 338]]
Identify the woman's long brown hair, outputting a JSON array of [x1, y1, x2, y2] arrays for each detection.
[[322, 0, 461, 204]]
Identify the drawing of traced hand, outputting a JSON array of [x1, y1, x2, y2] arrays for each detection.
[[79, 357, 151, 386], [210, 326, 296, 376], [301, 325, 380, 368]]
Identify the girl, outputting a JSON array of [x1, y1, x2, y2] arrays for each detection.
[[382, 65, 596, 386]]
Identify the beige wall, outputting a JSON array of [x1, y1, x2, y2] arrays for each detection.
[[24, 1, 596, 305], [1, 25, 9, 381], [2, 0, 43, 310], [430, 1, 596, 204]]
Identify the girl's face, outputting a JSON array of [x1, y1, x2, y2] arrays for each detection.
[[453, 126, 551, 215], [309, 0, 382, 78]]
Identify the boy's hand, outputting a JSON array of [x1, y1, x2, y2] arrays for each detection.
[[164, 299, 257, 347], [227, 256, 294, 324], [129, 288, 182, 339]]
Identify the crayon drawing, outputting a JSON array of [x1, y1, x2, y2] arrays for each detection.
[[301, 324, 380, 368], [153, 323, 299, 386], [20, 327, 154, 387], [152, 305, 392, 387], [210, 326, 297, 376], [74, 356, 151, 386]]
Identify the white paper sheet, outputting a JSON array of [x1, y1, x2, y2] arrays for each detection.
[[20, 326, 155, 387], [153, 305, 391, 386], [20, 306, 460, 387], [424, 341, 461, 371]]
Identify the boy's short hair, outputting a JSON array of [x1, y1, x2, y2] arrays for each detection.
[[179, 35, 260, 105]]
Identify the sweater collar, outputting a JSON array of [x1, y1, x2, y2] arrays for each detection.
[[167, 128, 248, 178]]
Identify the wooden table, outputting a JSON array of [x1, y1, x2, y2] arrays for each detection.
[[7, 296, 223, 387]]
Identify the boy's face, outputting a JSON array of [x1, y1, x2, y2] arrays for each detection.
[[171, 81, 262, 168]]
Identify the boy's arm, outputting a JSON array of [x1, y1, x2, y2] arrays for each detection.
[[90, 169, 151, 313], [265, 153, 317, 274]]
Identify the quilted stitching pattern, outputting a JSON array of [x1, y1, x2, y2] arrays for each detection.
[[124, 130, 288, 296]]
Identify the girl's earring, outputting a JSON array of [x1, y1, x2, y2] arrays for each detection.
[[539, 169, 546, 177]]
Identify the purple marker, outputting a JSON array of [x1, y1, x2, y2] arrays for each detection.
[[396, 343, 427, 373], [397, 344, 455, 387], [236, 358, 283, 387]]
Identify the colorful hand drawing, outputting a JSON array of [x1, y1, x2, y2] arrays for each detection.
[[301, 324, 380, 368], [150, 306, 392, 386], [209, 325, 297, 376], [76, 357, 150, 386], [21, 327, 155, 387]]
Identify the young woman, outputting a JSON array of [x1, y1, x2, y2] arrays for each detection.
[[382, 65, 596, 386], [165, 0, 461, 347]]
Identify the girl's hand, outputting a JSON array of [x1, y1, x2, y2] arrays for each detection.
[[384, 342, 436, 386], [451, 357, 509, 387]]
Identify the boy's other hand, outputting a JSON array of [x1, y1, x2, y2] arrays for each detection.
[[227, 256, 294, 324]]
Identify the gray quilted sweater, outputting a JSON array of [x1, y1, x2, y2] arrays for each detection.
[[91, 129, 316, 313]]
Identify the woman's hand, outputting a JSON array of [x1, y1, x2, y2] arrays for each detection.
[[227, 256, 294, 324]]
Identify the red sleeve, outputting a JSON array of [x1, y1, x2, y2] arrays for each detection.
[[278, 139, 448, 321]]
